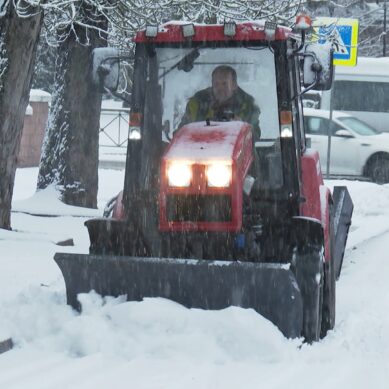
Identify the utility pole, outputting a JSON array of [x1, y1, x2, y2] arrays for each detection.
[[382, 0, 386, 57]]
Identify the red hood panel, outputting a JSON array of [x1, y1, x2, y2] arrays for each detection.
[[165, 121, 248, 162]]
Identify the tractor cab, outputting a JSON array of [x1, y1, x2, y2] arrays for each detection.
[[108, 21, 334, 259], [146, 32, 284, 191]]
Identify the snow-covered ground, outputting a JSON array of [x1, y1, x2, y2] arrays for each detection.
[[1, 168, 389, 388]]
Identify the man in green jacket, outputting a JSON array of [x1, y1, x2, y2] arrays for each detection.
[[178, 65, 261, 139]]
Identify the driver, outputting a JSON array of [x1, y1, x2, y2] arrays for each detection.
[[178, 65, 261, 138]]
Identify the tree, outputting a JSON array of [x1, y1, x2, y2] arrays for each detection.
[[0, 1, 43, 229], [37, 16, 108, 208], [356, 2, 389, 57]]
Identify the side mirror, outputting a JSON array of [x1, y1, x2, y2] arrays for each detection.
[[303, 42, 334, 91], [92, 48, 120, 93], [303, 99, 319, 109], [176, 49, 200, 72], [335, 129, 354, 138]]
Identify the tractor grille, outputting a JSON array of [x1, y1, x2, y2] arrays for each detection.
[[166, 195, 231, 222]]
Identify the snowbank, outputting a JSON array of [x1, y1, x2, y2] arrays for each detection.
[[1, 171, 389, 388]]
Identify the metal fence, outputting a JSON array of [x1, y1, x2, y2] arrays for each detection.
[[99, 107, 130, 148]]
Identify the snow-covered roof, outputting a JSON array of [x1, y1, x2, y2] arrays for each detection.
[[335, 57, 389, 78], [29, 89, 51, 103]]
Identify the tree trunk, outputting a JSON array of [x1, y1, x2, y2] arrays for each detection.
[[0, 4, 43, 230], [38, 21, 107, 208]]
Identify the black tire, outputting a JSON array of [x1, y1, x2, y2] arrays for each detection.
[[368, 155, 389, 184], [321, 208, 336, 338]]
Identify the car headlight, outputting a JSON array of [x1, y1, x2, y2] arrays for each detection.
[[167, 162, 192, 187], [206, 163, 232, 187]]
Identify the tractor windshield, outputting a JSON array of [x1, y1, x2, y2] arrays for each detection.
[[155, 46, 280, 142], [135, 43, 285, 190]]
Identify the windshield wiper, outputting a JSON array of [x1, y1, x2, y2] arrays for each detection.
[[158, 48, 200, 79]]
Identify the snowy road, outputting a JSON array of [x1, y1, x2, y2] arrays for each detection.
[[0, 169, 388, 388]]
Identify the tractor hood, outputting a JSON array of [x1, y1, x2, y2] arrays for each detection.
[[165, 121, 251, 163], [159, 121, 253, 232]]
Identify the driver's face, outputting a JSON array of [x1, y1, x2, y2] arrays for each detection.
[[212, 72, 237, 103]]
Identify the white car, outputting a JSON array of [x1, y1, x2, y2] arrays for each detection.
[[303, 108, 389, 183]]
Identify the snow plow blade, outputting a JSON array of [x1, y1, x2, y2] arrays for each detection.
[[54, 253, 304, 338]]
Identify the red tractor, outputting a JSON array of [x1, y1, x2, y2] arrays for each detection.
[[55, 20, 353, 342]]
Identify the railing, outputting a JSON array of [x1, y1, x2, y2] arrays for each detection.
[[99, 107, 130, 148]]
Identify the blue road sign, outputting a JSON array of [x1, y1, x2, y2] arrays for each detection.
[[313, 18, 359, 66]]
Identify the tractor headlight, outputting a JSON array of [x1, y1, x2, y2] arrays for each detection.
[[167, 162, 192, 187], [206, 163, 232, 187]]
